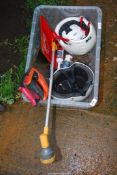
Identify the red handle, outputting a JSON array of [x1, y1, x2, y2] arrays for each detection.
[[53, 32, 69, 42]]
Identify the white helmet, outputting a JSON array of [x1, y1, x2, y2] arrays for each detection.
[[55, 16, 96, 55]]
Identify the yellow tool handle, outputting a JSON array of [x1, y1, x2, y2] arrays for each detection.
[[40, 127, 49, 148], [52, 41, 57, 51]]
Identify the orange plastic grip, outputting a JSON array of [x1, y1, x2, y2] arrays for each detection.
[[37, 71, 48, 101], [24, 67, 48, 101]]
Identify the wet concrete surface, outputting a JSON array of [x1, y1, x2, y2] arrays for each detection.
[[0, 0, 117, 174], [0, 103, 117, 175]]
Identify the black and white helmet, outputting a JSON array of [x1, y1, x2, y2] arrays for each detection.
[[55, 16, 96, 55], [52, 62, 94, 101]]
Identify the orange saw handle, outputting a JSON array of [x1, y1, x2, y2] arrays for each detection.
[[24, 67, 48, 101]]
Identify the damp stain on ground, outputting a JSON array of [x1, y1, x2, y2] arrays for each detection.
[[0, 104, 117, 175], [0, 0, 117, 175]]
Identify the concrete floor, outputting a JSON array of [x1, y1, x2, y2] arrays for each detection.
[[0, 0, 117, 175], [0, 103, 117, 175]]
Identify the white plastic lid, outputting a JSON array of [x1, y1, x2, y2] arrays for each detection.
[[65, 54, 73, 62]]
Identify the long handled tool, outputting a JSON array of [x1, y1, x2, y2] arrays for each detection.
[[39, 41, 57, 164]]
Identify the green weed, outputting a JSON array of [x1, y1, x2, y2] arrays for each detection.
[[0, 69, 15, 104], [25, 0, 68, 12], [0, 36, 28, 104]]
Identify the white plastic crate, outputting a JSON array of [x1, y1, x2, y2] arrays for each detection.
[[25, 5, 102, 109]]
